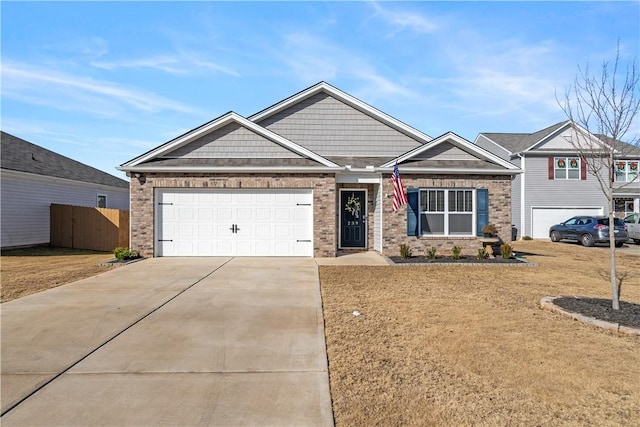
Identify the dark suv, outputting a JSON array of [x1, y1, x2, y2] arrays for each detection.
[[549, 216, 628, 247]]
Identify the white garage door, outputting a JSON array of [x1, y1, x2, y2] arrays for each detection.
[[155, 189, 313, 256], [531, 207, 604, 239]]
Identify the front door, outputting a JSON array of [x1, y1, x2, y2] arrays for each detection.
[[340, 190, 366, 248]]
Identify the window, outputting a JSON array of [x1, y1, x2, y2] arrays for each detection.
[[614, 160, 639, 183], [419, 189, 473, 235], [554, 157, 580, 180], [97, 194, 107, 208]]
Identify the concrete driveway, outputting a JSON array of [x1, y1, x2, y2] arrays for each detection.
[[1, 257, 333, 426]]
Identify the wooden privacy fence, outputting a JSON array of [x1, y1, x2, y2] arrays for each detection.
[[50, 204, 130, 252]]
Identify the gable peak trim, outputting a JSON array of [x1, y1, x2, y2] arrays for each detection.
[[381, 131, 519, 170], [120, 111, 339, 169]]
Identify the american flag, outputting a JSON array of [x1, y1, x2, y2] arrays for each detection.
[[392, 162, 407, 212]]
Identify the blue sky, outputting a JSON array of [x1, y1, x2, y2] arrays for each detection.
[[2, 1, 639, 179]]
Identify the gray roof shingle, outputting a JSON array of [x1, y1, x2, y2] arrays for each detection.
[[1, 131, 129, 188], [480, 121, 568, 154]]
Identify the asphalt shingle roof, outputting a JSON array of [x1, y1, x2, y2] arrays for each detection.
[[1, 131, 129, 188], [480, 121, 568, 154]]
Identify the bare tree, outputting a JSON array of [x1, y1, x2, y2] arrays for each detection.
[[559, 43, 640, 310]]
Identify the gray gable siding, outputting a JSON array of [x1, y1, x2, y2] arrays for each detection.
[[165, 123, 300, 159], [414, 142, 478, 161], [256, 92, 422, 157]]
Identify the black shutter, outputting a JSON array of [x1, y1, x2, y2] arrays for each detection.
[[407, 188, 419, 236], [476, 188, 489, 236]]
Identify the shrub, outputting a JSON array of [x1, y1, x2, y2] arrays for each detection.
[[399, 243, 412, 259], [477, 247, 488, 260], [424, 246, 437, 259], [451, 246, 462, 260], [500, 243, 513, 259], [114, 247, 138, 260], [523, 235, 533, 240], [481, 224, 498, 235]]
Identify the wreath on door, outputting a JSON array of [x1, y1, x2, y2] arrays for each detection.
[[345, 196, 361, 215]]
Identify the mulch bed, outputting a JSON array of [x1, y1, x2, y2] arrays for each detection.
[[553, 297, 640, 329], [389, 255, 527, 264]]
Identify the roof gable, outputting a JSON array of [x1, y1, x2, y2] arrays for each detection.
[[120, 112, 338, 169], [164, 122, 301, 159], [381, 132, 519, 172], [250, 82, 432, 156], [479, 121, 569, 154], [1, 131, 128, 188]]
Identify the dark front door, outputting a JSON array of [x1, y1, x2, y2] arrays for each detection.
[[340, 190, 366, 248]]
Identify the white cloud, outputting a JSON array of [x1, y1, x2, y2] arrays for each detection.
[[1, 61, 198, 116], [280, 32, 414, 102], [369, 2, 438, 35], [91, 51, 240, 77]]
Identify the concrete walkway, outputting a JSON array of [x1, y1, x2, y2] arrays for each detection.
[[1, 257, 333, 426]]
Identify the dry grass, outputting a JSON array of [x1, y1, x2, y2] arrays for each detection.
[[319, 241, 640, 426], [1, 246, 114, 302]]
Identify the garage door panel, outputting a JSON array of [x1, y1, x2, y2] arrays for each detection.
[[236, 207, 254, 221], [254, 225, 271, 238], [156, 189, 312, 256], [531, 207, 604, 238]]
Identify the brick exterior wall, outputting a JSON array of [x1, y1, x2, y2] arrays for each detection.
[[381, 174, 512, 257], [129, 173, 336, 258]]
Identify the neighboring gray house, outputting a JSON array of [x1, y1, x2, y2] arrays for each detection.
[[476, 121, 640, 239], [119, 82, 520, 258], [1, 132, 130, 249]]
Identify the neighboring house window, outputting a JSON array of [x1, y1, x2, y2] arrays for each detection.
[[554, 157, 580, 180], [419, 189, 474, 235], [614, 160, 639, 183], [97, 194, 107, 208]]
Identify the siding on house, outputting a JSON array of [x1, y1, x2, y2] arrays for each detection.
[[374, 183, 383, 252], [510, 157, 523, 236], [166, 122, 300, 159], [413, 142, 478, 161], [522, 155, 605, 236], [1, 169, 129, 248], [257, 92, 423, 157]]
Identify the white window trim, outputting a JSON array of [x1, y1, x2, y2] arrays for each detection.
[[554, 156, 580, 180], [417, 188, 475, 237], [97, 193, 107, 208], [614, 160, 639, 183]]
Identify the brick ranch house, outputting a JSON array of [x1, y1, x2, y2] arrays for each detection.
[[119, 82, 520, 258]]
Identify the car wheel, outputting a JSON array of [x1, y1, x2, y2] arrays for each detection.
[[635, 239, 640, 245], [581, 234, 594, 247], [615, 241, 624, 248], [550, 231, 561, 242]]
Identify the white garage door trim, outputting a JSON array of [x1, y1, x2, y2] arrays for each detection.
[[531, 206, 604, 239], [155, 189, 313, 257]]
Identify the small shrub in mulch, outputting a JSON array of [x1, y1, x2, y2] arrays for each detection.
[[553, 297, 640, 329]]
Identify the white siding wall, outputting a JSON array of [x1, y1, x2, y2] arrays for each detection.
[[510, 157, 522, 237], [1, 170, 129, 248], [373, 183, 382, 252]]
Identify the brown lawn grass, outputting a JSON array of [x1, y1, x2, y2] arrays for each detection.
[[1, 246, 114, 302], [319, 240, 640, 426]]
